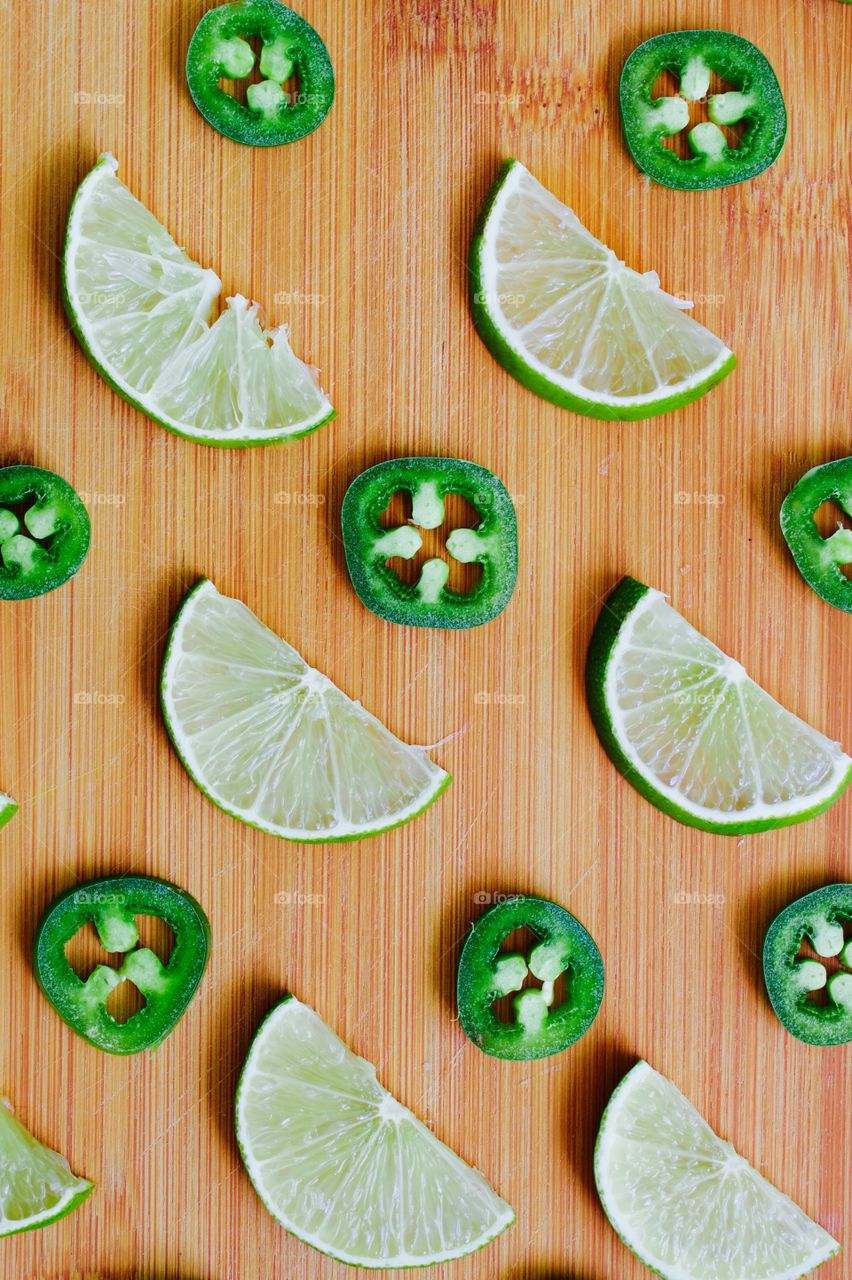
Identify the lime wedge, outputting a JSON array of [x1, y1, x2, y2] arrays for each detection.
[[0, 1096, 93, 1236], [0, 793, 16, 830], [470, 160, 735, 420], [595, 1061, 839, 1279], [235, 997, 514, 1266], [160, 580, 450, 841], [586, 577, 852, 833], [63, 154, 334, 446]]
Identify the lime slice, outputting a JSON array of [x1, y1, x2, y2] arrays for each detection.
[[586, 576, 852, 833], [595, 1061, 839, 1279], [0, 1096, 93, 1236], [0, 793, 16, 830], [63, 154, 334, 446], [161, 580, 450, 841], [235, 997, 514, 1266], [470, 159, 736, 420]]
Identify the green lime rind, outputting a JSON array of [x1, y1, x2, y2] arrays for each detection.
[[457, 894, 604, 1060], [594, 1061, 840, 1280], [0, 794, 17, 830], [235, 996, 515, 1268], [585, 576, 852, 834], [0, 1178, 94, 1238], [469, 159, 737, 421], [160, 580, 451, 843], [62, 155, 335, 448], [763, 884, 852, 1047]]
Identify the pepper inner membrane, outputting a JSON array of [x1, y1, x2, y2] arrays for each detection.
[[0, 496, 62, 575], [218, 33, 302, 111], [64, 914, 176, 1023], [813, 500, 852, 579], [490, 926, 568, 1026], [378, 489, 484, 595], [650, 67, 746, 161], [795, 918, 852, 1009]]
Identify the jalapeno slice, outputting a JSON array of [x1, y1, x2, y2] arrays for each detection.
[[763, 885, 852, 1047], [780, 457, 852, 612], [341, 458, 518, 629], [0, 466, 90, 600], [457, 895, 604, 1061], [620, 31, 786, 190], [186, 0, 334, 147], [34, 875, 211, 1054]]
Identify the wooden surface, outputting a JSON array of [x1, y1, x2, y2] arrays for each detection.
[[1, 1, 851, 1277]]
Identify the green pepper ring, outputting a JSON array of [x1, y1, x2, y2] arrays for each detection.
[[0, 465, 90, 601], [763, 884, 852, 1047], [780, 457, 852, 613], [186, 0, 334, 147], [341, 457, 518, 630], [457, 895, 604, 1061], [619, 30, 787, 191], [34, 875, 211, 1055]]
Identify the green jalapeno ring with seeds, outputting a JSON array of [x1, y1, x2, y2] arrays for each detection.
[[186, 0, 334, 147], [763, 884, 852, 1047], [0, 465, 90, 601], [619, 30, 787, 191], [780, 457, 852, 612]]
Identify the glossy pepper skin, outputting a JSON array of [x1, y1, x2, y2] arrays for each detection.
[[0, 465, 90, 601], [186, 0, 334, 147], [763, 885, 852, 1047], [34, 875, 210, 1054], [457, 895, 604, 1060], [781, 457, 852, 612], [620, 30, 786, 190], [341, 457, 518, 629]]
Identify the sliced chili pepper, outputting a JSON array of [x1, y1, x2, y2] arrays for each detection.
[[763, 885, 852, 1047], [0, 466, 89, 600], [341, 457, 518, 629], [620, 30, 786, 190], [34, 875, 210, 1054], [457, 895, 604, 1061], [186, 0, 334, 147], [780, 457, 852, 612]]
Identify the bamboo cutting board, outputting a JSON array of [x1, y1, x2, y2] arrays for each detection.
[[1, 0, 851, 1276]]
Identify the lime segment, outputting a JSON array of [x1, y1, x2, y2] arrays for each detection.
[[0, 1097, 93, 1236], [470, 160, 735, 420], [0, 793, 16, 830], [63, 154, 334, 446], [235, 997, 514, 1266], [160, 580, 450, 841], [586, 577, 852, 832], [595, 1062, 839, 1279]]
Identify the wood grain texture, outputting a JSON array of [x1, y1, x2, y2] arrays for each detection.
[[1, 0, 851, 1276]]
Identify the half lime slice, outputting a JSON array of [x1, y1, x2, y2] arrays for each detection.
[[235, 997, 515, 1267], [470, 160, 735, 420], [63, 154, 334, 446], [0, 1097, 93, 1236], [160, 580, 450, 841], [586, 576, 852, 833], [595, 1061, 839, 1279]]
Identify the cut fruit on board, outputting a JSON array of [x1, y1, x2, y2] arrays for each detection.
[[0, 793, 16, 829], [235, 997, 515, 1267], [160, 580, 451, 841], [0, 1097, 93, 1237], [469, 159, 735, 420], [595, 1061, 839, 1280], [63, 153, 334, 446], [586, 576, 852, 833]]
